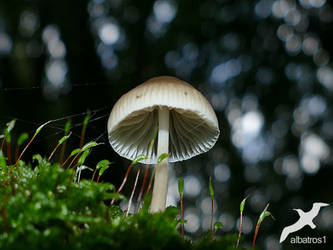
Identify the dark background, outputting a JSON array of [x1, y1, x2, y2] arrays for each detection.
[[0, 0, 332, 249]]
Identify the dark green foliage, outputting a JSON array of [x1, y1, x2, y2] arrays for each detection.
[[0, 153, 246, 250]]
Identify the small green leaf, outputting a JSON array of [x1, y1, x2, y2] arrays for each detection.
[[158, 153, 168, 164], [32, 154, 43, 164], [70, 148, 81, 157], [240, 196, 249, 213], [107, 193, 126, 201], [16, 159, 25, 167], [96, 160, 111, 170], [262, 211, 274, 221], [214, 222, 223, 231], [78, 150, 90, 166], [209, 176, 214, 197], [82, 141, 101, 151], [64, 119, 71, 135], [17, 133, 29, 146], [258, 204, 274, 224], [58, 132, 72, 145], [178, 178, 184, 195], [132, 154, 147, 165], [98, 165, 110, 177]]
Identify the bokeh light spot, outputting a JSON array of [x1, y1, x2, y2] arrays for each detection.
[[0, 33, 12, 55], [153, 0, 177, 24], [98, 22, 120, 45]]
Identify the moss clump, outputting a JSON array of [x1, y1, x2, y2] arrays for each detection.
[[0, 152, 245, 250]]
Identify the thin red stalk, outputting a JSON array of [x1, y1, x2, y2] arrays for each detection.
[[252, 222, 261, 248], [209, 196, 215, 241], [59, 141, 67, 164], [126, 166, 141, 216], [180, 194, 184, 237], [91, 168, 98, 182], [146, 175, 153, 195], [80, 120, 88, 147], [210, 196, 214, 233], [15, 145, 19, 162], [110, 163, 133, 205], [48, 143, 60, 161], [1, 205, 9, 231], [145, 166, 157, 195], [1, 137, 6, 152], [61, 153, 73, 168], [96, 174, 101, 183], [80, 131, 85, 148], [236, 211, 243, 248], [135, 164, 149, 212], [6, 141, 11, 165], [66, 152, 81, 169], [13, 134, 36, 168]]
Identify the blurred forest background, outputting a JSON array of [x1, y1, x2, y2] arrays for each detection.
[[0, 0, 332, 249]]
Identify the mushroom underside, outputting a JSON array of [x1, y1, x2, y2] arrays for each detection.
[[109, 107, 219, 163]]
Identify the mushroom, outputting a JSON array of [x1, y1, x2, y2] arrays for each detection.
[[107, 76, 219, 212]]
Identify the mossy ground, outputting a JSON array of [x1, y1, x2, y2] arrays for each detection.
[[0, 152, 249, 250]]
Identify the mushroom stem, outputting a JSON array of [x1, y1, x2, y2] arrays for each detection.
[[150, 108, 169, 213]]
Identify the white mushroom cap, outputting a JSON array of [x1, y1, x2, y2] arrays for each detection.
[[107, 76, 219, 164]]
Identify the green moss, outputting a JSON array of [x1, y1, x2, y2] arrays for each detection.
[[0, 152, 246, 250]]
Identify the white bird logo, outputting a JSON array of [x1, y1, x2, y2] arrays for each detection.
[[279, 202, 329, 243]]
